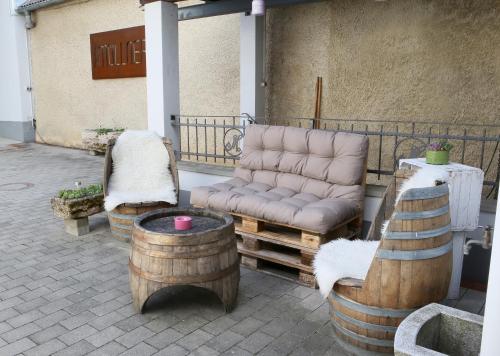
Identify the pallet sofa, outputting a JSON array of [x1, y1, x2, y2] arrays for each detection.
[[191, 124, 369, 286]]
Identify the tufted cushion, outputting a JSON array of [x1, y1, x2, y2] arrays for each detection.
[[191, 178, 360, 233], [191, 125, 368, 234]]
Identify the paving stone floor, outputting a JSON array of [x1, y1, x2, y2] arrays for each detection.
[[0, 142, 486, 356]]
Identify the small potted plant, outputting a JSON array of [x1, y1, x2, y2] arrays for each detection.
[[426, 140, 453, 165]]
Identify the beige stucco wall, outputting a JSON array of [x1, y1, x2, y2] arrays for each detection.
[[31, 0, 499, 151], [266, 0, 500, 125], [31, 0, 239, 148], [31, 0, 146, 147], [180, 13, 240, 116]]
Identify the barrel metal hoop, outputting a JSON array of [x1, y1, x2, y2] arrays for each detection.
[[333, 310, 398, 333], [109, 221, 132, 231], [331, 292, 415, 318], [399, 184, 448, 200], [332, 320, 394, 348], [108, 211, 134, 221], [131, 240, 236, 259], [385, 224, 451, 240], [129, 259, 239, 284], [376, 240, 453, 260], [393, 205, 449, 220], [110, 230, 131, 240]]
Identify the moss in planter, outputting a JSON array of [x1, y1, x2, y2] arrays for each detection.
[[58, 184, 103, 200], [92, 128, 125, 136]]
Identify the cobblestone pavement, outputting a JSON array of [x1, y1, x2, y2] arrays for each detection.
[[0, 143, 485, 356]]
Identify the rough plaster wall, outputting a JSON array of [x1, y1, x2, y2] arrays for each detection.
[[179, 14, 240, 116], [31, 0, 240, 148], [267, 0, 500, 124], [31, 0, 147, 148]]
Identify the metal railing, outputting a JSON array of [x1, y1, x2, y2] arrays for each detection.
[[173, 115, 251, 166], [173, 115, 500, 198]]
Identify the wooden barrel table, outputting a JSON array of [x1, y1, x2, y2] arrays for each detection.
[[130, 208, 239, 313]]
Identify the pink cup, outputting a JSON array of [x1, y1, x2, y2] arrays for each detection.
[[174, 216, 192, 231]]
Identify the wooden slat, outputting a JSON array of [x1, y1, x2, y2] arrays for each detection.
[[241, 217, 264, 233], [235, 223, 316, 254], [237, 242, 313, 273], [231, 211, 360, 236]]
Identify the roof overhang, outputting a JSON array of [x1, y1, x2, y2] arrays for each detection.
[[177, 0, 327, 21], [16, 0, 65, 12], [17, 0, 327, 20]]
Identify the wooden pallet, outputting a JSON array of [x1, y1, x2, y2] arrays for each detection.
[[233, 215, 360, 287]]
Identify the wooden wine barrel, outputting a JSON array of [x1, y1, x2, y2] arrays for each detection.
[[129, 208, 239, 313], [330, 182, 452, 353], [103, 137, 179, 242], [108, 202, 171, 241]]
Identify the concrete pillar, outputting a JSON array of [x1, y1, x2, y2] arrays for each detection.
[[480, 198, 500, 355], [240, 13, 265, 123], [0, 2, 34, 142], [64, 217, 90, 236], [144, 0, 180, 152]]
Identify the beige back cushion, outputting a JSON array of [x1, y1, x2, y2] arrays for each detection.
[[239, 125, 368, 200]]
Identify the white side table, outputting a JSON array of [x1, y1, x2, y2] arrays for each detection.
[[400, 158, 484, 299]]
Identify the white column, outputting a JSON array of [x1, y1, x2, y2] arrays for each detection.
[[240, 13, 265, 122], [480, 198, 500, 355], [144, 0, 180, 152]]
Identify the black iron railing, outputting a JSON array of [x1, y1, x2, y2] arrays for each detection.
[[173, 115, 500, 198], [173, 115, 251, 166]]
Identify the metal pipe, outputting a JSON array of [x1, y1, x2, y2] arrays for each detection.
[[16, 0, 66, 13], [17, 0, 67, 29], [24, 12, 35, 29], [464, 225, 493, 255]]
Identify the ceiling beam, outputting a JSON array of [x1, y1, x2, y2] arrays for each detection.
[[178, 0, 327, 21]]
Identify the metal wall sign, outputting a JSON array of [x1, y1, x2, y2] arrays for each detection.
[[90, 26, 146, 80]]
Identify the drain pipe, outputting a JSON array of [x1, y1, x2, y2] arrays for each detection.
[[16, 0, 67, 29], [24, 12, 35, 29]]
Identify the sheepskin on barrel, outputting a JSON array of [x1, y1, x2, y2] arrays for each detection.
[[104, 130, 177, 211], [314, 239, 379, 298], [314, 166, 449, 299], [396, 166, 449, 203]]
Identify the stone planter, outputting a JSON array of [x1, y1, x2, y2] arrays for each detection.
[[81, 129, 123, 155], [394, 303, 483, 356], [51, 193, 104, 236]]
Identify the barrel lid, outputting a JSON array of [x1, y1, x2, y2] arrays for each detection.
[[134, 208, 233, 236]]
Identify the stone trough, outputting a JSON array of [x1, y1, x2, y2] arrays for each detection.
[[394, 303, 483, 356]]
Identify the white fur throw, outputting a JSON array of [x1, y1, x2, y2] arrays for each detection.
[[314, 239, 379, 298], [396, 166, 449, 203], [104, 130, 177, 211]]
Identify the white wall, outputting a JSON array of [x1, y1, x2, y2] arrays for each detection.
[[481, 198, 500, 355], [179, 170, 230, 192], [0, 1, 33, 141]]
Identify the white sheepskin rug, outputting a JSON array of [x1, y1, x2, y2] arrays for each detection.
[[313, 239, 379, 298], [104, 130, 177, 211], [396, 166, 449, 203]]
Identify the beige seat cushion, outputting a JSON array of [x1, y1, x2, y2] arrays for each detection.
[[191, 178, 359, 233], [190, 125, 368, 234]]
